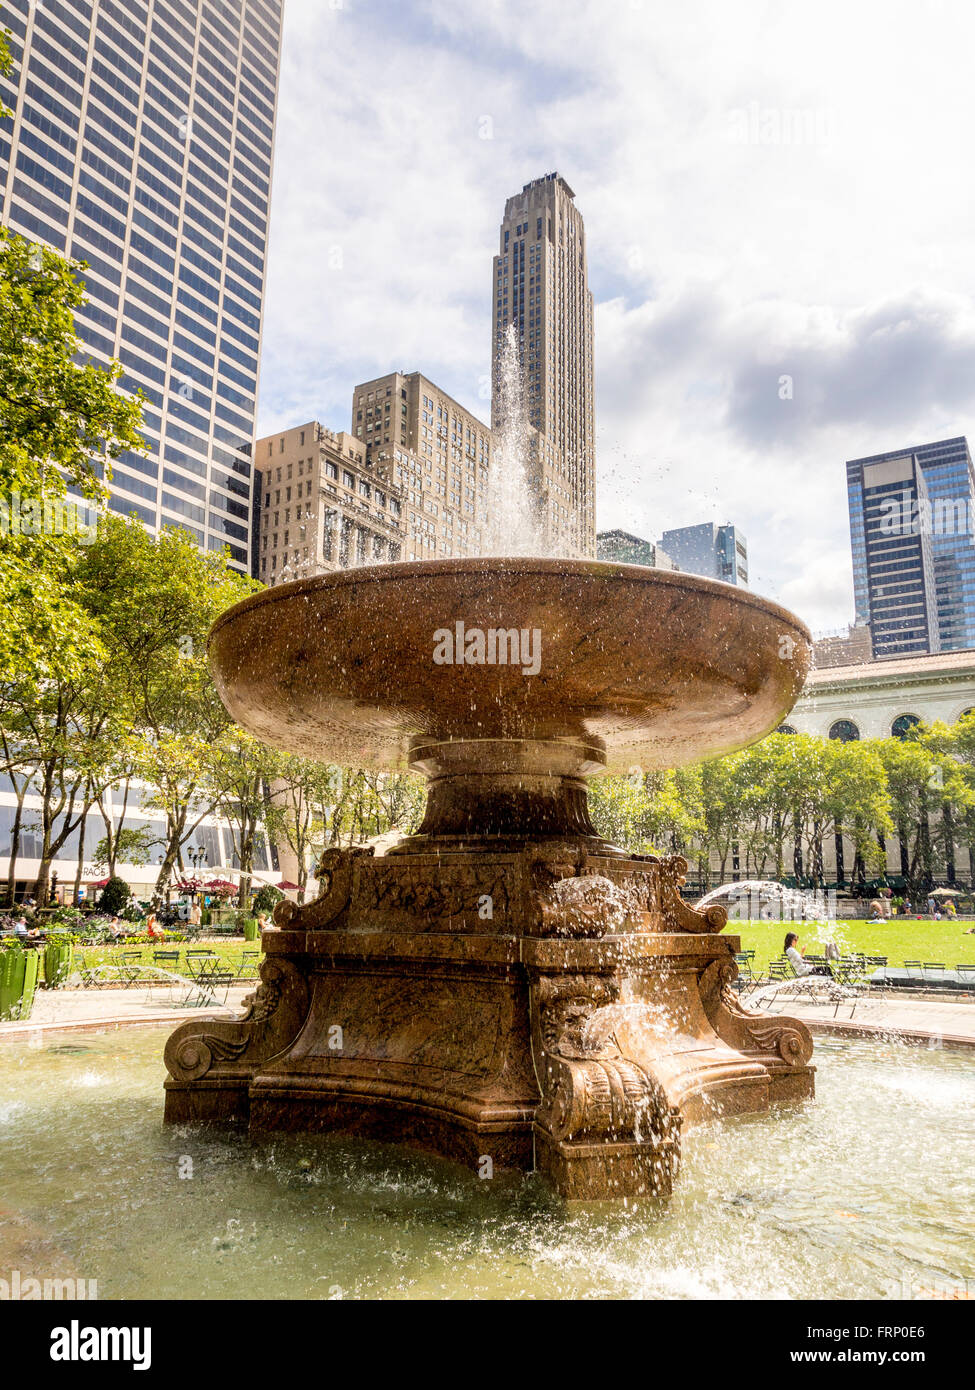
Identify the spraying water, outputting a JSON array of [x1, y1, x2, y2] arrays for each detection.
[[694, 880, 852, 956], [696, 879, 835, 923], [481, 324, 546, 556]]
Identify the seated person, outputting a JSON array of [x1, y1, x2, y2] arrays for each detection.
[[784, 931, 832, 977], [867, 899, 885, 922]]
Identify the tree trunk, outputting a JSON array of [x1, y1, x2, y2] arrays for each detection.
[[4, 782, 27, 906], [72, 803, 89, 908], [943, 805, 956, 884], [898, 820, 910, 879], [154, 811, 187, 901]]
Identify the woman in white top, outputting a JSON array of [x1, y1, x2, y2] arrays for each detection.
[[784, 932, 831, 977]]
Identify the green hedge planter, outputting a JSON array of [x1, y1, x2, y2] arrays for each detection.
[[242, 917, 259, 942], [43, 937, 75, 989], [0, 947, 40, 1021]]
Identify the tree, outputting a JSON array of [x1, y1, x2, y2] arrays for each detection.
[[97, 876, 131, 915], [875, 735, 971, 905], [207, 728, 282, 910], [0, 24, 144, 683], [923, 715, 975, 883], [769, 734, 890, 887], [77, 518, 260, 897], [252, 883, 284, 916], [92, 825, 159, 877], [319, 769, 426, 849], [0, 658, 129, 903], [0, 227, 146, 682], [263, 754, 336, 902]]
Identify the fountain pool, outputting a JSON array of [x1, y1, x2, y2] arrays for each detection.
[[2, 1028, 972, 1300]]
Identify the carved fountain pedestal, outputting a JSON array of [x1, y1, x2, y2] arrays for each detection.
[[164, 559, 815, 1201]]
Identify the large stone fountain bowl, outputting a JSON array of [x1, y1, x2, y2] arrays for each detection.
[[208, 558, 810, 777]]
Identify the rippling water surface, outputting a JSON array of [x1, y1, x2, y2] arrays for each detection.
[[0, 1030, 972, 1300]]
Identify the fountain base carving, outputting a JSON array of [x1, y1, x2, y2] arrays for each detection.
[[165, 846, 814, 1201]]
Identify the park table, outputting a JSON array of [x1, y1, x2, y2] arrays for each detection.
[[869, 965, 972, 992]]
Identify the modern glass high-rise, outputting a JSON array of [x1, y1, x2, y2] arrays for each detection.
[[913, 437, 975, 652], [492, 173, 595, 557], [0, 0, 284, 573], [847, 438, 975, 658], [846, 449, 941, 659], [658, 522, 748, 586]]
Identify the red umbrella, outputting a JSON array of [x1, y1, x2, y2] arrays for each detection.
[[201, 879, 239, 898], [277, 881, 300, 891]]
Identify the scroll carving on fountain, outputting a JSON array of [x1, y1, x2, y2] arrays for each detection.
[[163, 557, 816, 1201]]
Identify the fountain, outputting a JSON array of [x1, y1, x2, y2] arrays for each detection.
[[164, 557, 816, 1200]]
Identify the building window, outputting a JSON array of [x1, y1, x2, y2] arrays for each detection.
[[828, 720, 860, 743], [891, 714, 921, 740]]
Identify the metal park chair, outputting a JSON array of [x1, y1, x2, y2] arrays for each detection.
[[176, 963, 236, 1009], [111, 951, 147, 989], [185, 949, 219, 979], [76, 952, 107, 989], [233, 949, 261, 982], [749, 957, 792, 1008], [956, 963, 975, 986], [152, 949, 181, 969]]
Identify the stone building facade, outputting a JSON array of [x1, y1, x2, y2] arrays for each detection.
[[255, 423, 404, 585], [352, 371, 491, 561]]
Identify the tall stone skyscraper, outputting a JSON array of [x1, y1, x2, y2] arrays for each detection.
[[0, 0, 284, 574], [492, 173, 596, 556]]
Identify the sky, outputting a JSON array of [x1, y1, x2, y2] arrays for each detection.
[[257, 0, 975, 634]]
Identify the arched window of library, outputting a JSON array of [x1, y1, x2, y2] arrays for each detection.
[[828, 720, 860, 743], [776, 724, 797, 735], [891, 714, 921, 740]]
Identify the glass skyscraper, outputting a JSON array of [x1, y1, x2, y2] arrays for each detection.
[[913, 437, 975, 652], [847, 438, 975, 659], [658, 522, 749, 587], [0, 0, 284, 572]]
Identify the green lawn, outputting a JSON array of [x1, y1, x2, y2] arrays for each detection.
[[73, 940, 263, 978], [728, 918, 975, 973], [57, 924, 975, 984]]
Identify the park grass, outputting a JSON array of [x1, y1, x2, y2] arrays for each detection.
[[730, 918, 975, 973], [74, 939, 262, 977], [61, 925, 975, 984]]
